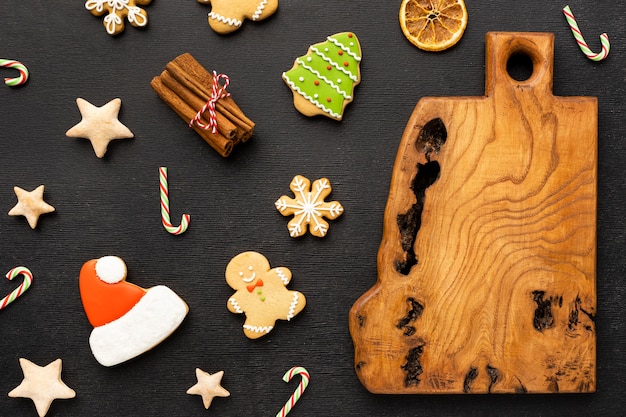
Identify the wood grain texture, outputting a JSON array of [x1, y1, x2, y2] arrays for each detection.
[[350, 32, 597, 394], [1, 2, 625, 415]]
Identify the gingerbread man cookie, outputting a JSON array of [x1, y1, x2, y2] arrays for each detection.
[[226, 252, 306, 339], [197, 0, 278, 34]]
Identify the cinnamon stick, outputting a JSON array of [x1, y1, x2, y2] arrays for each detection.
[[159, 70, 238, 141], [167, 54, 255, 131], [151, 77, 233, 157], [150, 52, 255, 156], [164, 64, 246, 143]]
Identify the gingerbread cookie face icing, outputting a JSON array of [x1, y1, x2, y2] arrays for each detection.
[[197, 0, 278, 34], [226, 252, 306, 339], [79, 256, 188, 366]]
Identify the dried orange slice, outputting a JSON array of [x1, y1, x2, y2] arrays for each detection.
[[399, 0, 468, 52]]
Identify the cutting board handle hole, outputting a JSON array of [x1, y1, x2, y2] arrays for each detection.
[[506, 52, 534, 82]]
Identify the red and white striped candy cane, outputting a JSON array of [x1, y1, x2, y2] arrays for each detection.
[[159, 167, 190, 235], [0, 59, 29, 86], [0, 267, 33, 310], [276, 366, 310, 417]]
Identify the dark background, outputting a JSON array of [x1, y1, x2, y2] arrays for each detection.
[[0, 1, 624, 416]]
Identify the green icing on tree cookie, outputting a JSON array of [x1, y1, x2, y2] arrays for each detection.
[[283, 32, 362, 120]]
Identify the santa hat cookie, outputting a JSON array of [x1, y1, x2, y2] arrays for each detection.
[[79, 256, 188, 367]]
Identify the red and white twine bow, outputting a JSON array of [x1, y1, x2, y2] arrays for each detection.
[[189, 71, 231, 133]]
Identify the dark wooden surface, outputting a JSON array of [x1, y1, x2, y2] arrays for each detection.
[[0, 1, 624, 416]]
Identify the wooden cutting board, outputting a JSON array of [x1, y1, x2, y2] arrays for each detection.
[[349, 32, 596, 394]]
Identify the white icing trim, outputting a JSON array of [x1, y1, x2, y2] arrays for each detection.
[[310, 45, 359, 82], [95, 256, 126, 284], [327, 35, 362, 62], [126, 6, 148, 27], [251, 0, 268, 21], [296, 57, 352, 100], [229, 297, 243, 314], [85, 0, 147, 35], [89, 286, 188, 367], [282, 73, 342, 119], [208, 11, 242, 27], [243, 324, 273, 334], [276, 268, 289, 285], [287, 292, 299, 320]]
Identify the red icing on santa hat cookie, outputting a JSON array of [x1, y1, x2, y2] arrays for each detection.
[[79, 256, 188, 367], [80, 256, 146, 327]]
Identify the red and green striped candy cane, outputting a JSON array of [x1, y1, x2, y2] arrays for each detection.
[[0, 267, 33, 310], [159, 167, 190, 235], [276, 366, 310, 417], [0, 59, 29, 86], [562, 5, 610, 62]]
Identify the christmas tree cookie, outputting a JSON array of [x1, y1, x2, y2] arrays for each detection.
[[282, 32, 362, 121]]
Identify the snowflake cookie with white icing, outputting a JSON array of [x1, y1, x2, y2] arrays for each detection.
[[197, 0, 278, 34], [85, 0, 152, 36], [275, 175, 344, 238], [226, 252, 306, 339]]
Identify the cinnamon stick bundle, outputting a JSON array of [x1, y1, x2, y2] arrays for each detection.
[[151, 53, 255, 157]]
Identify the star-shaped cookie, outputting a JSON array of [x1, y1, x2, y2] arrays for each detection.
[[8, 358, 76, 417], [66, 97, 134, 158], [8, 185, 55, 229], [187, 368, 230, 409]]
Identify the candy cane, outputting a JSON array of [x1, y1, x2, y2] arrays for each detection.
[[159, 167, 190, 235], [0, 59, 29, 86], [276, 366, 310, 417], [0, 267, 33, 310], [562, 5, 610, 62]]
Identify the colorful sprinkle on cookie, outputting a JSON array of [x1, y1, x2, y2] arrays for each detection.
[[8, 185, 55, 229], [187, 369, 230, 409], [282, 32, 362, 120], [66, 98, 134, 158], [275, 175, 344, 238], [226, 251, 306, 339], [8, 358, 76, 417]]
